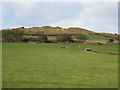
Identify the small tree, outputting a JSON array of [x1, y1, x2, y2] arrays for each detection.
[[56, 35, 73, 42], [74, 33, 87, 43]]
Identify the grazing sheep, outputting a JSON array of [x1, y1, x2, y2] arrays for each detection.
[[32, 42, 36, 44], [85, 48, 92, 51]]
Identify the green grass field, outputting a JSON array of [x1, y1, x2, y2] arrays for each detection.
[[2, 43, 118, 88], [23, 34, 118, 41], [87, 34, 117, 41]]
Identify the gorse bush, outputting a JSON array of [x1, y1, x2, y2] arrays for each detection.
[[2, 30, 14, 42], [35, 31, 44, 36], [74, 33, 87, 43], [12, 30, 24, 41], [21, 38, 29, 43], [35, 31, 48, 42], [2, 30, 24, 42], [108, 39, 114, 43], [56, 35, 73, 42], [37, 36, 48, 42], [2, 30, 88, 43]]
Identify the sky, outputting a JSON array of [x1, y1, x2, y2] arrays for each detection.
[[1, 0, 118, 33]]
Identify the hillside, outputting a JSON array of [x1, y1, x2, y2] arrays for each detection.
[[1, 26, 120, 42], [6, 26, 95, 35]]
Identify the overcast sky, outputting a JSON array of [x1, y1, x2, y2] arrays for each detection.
[[1, 1, 118, 33]]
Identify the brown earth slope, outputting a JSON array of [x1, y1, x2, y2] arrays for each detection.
[[1, 26, 120, 39], [9, 26, 95, 35]]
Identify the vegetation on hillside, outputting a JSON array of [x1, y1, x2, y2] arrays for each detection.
[[2, 30, 24, 42], [1, 26, 119, 44], [74, 33, 87, 43], [56, 35, 73, 42]]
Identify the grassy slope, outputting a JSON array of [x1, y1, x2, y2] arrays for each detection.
[[87, 34, 117, 41], [23, 34, 117, 41], [2, 43, 118, 88]]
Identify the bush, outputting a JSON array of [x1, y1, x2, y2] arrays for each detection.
[[2, 30, 24, 42], [37, 36, 48, 43], [2, 30, 15, 42], [21, 38, 29, 43], [35, 31, 44, 36], [56, 35, 73, 42], [35, 31, 48, 43], [74, 33, 87, 43], [22, 38, 38, 43], [29, 38, 37, 42], [108, 39, 114, 43], [11, 30, 24, 42]]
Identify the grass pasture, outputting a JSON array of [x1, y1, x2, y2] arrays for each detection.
[[2, 43, 118, 88], [87, 34, 118, 41], [22, 33, 118, 42]]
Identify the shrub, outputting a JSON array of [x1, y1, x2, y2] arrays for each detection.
[[11, 30, 24, 42], [2, 30, 15, 42], [2, 30, 25, 42], [108, 39, 114, 43], [35, 31, 48, 43], [29, 38, 37, 42], [37, 36, 48, 43], [74, 33, 87, 43], [56, 35, 73, 42], [22, 38, 38, 43], [35, 31, 44, 36], [21, 38, 30, 43]]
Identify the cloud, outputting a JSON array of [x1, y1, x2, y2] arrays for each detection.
[[51, 2, 118, 33], [3, 2, 83, 27], [1, 0, 119, 2], [2, 2, 118, 33]]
